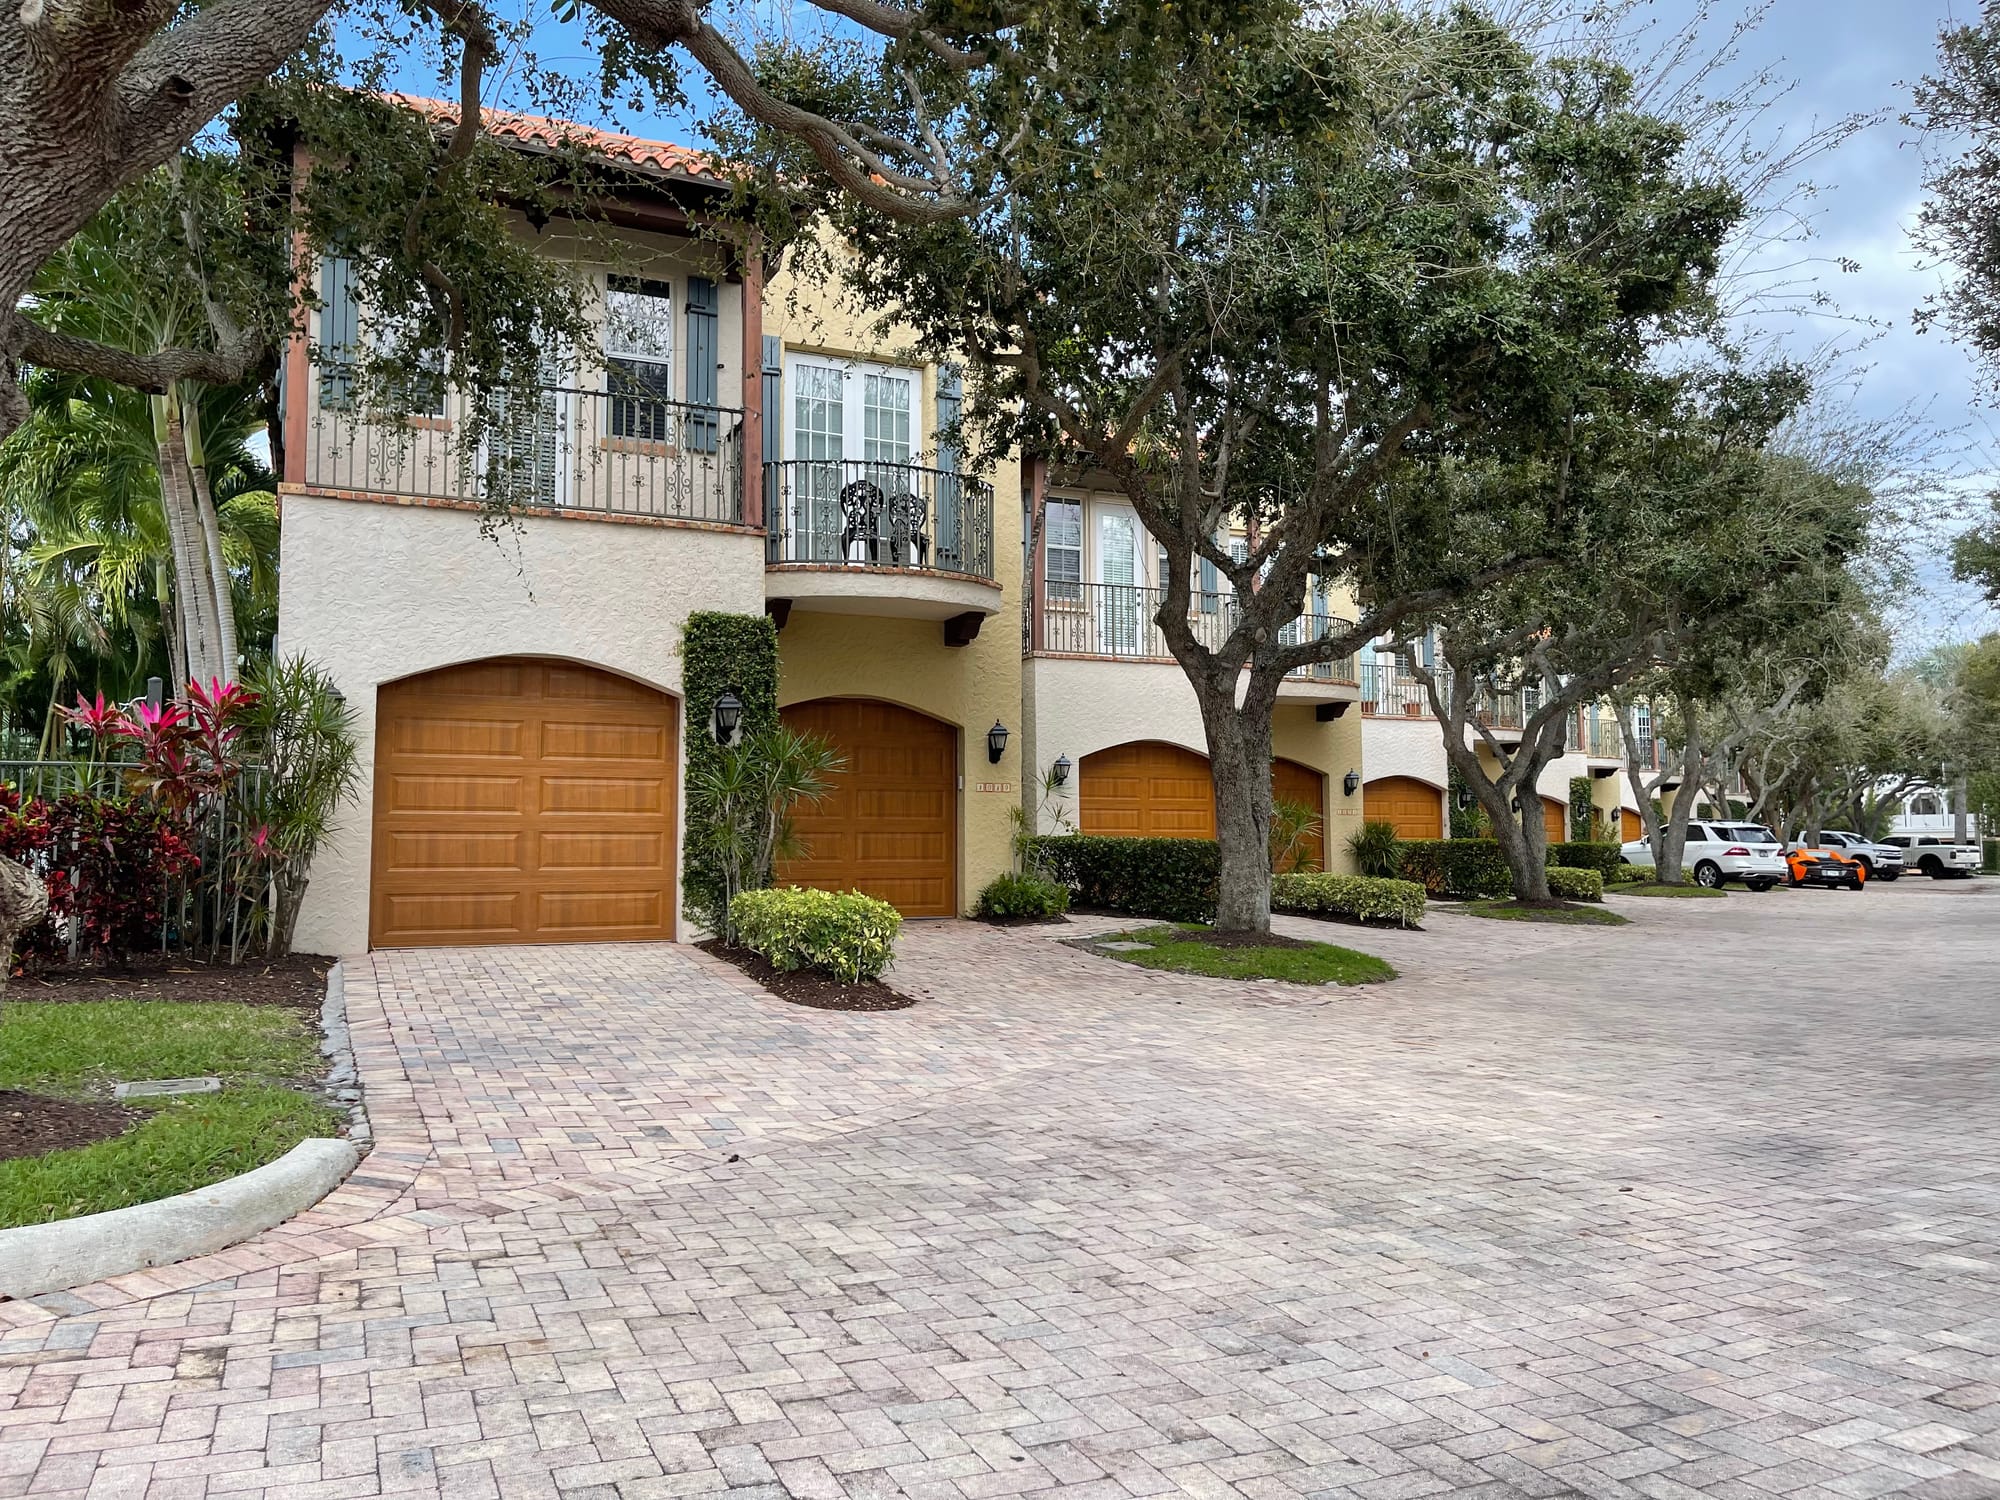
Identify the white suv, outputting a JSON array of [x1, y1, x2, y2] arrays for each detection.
[[1619, 821, 1789, 890], [1882, 834, 1983, 879]]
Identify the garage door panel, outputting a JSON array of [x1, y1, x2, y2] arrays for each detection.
[[539, 719, 671, 762], [378, 829, 527, 876], [383, 773, 527, 815], [1081, 743, 1215, 839], [777, 699, 957, 917], [371, 658, 676, 947], [388, 715, 527, 759], [540, 775, 668, 815]]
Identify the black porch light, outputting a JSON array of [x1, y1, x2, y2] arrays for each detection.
[[987, 720, 1011, 764], [711, 689, 745, 746], [1456, 788, 1473, 810], [1343, 769, 1360, 797], [1052, 753, 1072, 785]]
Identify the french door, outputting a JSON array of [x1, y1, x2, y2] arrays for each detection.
[[786, 356, 920, 561]]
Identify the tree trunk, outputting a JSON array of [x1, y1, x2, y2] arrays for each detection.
[[0, 854, 49, 1016], [158, 561, 189, 694], [182, 401, 240, 680], [1195, 675, 1275, 933], [1654, 710, 1704, 885], [154, 403, 223, 687]]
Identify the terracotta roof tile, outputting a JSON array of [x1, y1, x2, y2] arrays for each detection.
[[387, 94, 729, 184]]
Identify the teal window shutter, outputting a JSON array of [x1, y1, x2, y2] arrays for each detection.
[[317, 255, 358, 409], [684, 276, 719, 452], [762, 334, 782, 548], [936, 363, 963, 569]]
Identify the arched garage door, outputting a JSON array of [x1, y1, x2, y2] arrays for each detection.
[[778, 699, 957, 916], [1080, 742, 1324, 863], [371, 658, 677, 947], [1621, 808, 1642, 842], [1364, 776, 1443, 840]]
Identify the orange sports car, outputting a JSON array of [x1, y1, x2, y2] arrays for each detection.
[[1785, 844, 1866, 890]]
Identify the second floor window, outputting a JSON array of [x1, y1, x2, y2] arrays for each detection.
[[605, 277, 674, 440], [1046, 499, 1082, 601]]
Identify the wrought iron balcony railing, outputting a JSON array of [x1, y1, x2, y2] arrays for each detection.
[[303, 378, 745, 523], [1038, 583, 1356, 681], [1582, 713, 1625, 759], [1359, 660, 1440, 717], [764, 460, 996, 580]]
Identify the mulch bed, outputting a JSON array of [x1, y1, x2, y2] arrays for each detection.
[[0, 1089, 137, 1163], [1184, 928, 1318, 951], [698, 941, 916, 1012], [11, 953, 335, 1010], [975, 914, 1074, 928]]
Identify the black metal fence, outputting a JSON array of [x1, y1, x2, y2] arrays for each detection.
[[765, 460, 996, 579]]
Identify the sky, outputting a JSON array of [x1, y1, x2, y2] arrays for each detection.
[[401, 0, 2000, 654]]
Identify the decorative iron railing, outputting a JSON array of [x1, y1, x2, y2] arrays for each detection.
[[764, 460, 996, 580], [1359, 660, 1439, 717], [302, 379, 745, 524], [1038, 583, 1356, 680], [1582, 713, 1624, 759]]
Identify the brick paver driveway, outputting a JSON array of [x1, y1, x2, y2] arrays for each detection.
[[3, 881, 1997, 1499]]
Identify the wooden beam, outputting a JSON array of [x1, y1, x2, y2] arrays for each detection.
[[944, 612, 984, 647], [766, 598, 791, 631], [1315, 701, 1351, 721]]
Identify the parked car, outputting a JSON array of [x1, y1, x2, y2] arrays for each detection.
[[1785, 844, 1866, 891], [1618, 820, 1788, 890], [1807, 830, 1903, 881], [1881, 834, 1983, 879]]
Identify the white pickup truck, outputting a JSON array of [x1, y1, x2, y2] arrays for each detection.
[[1881, 834, 1983, 879]]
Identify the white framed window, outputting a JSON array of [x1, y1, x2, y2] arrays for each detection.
[[1046, 499, 1082, 601], [604, 276, 674, 439], [784, 355, 920, 463]]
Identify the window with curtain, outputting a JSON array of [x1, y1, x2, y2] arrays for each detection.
[[605, 276, 673, 439]]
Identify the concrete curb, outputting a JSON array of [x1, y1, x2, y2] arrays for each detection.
[[0, 1137, 360, 1299]]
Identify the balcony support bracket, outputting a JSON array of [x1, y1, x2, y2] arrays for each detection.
[[944, 611, 984, 648], [1315, 702, 1351, 721], [766, 598, 792, 631], [1592, 765, 1618, 779]]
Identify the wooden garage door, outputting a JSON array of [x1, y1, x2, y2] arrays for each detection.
[[1081, 742, 1215, 838], [1364, 776, 1443, 840], [1273, 758, 1325, 871], [1542, 796, 1567, 845], [778, 699, 957, 916], [1621, 807, 1642, 842], [371, 658, 677, 947]]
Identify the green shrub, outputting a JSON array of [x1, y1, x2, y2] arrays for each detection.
[[975, 872, 1071, 920], [1345, 819, 1403, 879], [729, 886, 901, 983], [1546, 866, 1605, 902], [1271, 872, 1425, 928], [1549, 841, 1622, 877], [1028, 835, 1218, 922], [1395, 839, 1513, 898], [1606, 861, 1650, 884]]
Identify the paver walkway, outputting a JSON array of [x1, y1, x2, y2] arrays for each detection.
[[1, 881, 1996, 1499]]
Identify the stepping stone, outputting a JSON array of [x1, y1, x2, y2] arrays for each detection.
[[113, 1077, 222, 1100], [1098, 941, 1155, 952]]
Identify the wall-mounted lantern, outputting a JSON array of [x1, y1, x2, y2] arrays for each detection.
[[1342, 770, 1360, 797], [987, 721, 1011, 764], [1052, 754, 1072, 786], [711, 689, 745, 747]]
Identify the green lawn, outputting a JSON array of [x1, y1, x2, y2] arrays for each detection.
[[0, 999, 338, 1228], [0, 1000, 322, 1095], [1611, 881, 1727, 898], [1091, 925, 1396, 986], [1462, 899, 1630, 926]]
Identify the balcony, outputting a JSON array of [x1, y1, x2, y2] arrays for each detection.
[[300, 382, 746, 524], [1360, 660, 1439, 718], [1035, 583, 1357, 691], [1581, 713, 1625, 761], [764, 459, 1001, 625]]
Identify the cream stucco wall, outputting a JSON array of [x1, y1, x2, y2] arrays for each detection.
[[276, 493, 767, 954], [1021, 658, 1364, 874]]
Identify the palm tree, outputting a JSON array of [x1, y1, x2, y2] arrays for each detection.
[[13, 165, 265, 686]]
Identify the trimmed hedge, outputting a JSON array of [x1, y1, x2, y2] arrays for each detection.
[[975, 872, 1071, 920], [681, 612, 780, 932], [1028, 835, 1218, 922], [1396, 839, 1513, 899], [1546, 866, 1605, 902], [1271, 872, 1426, 928], [730, 886, 901, 983], [1549, 841, 1622, 876]]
